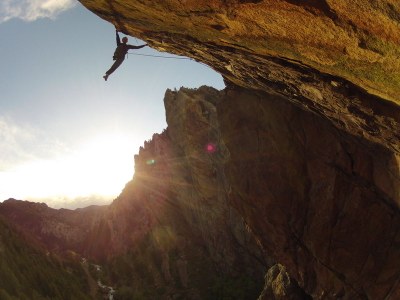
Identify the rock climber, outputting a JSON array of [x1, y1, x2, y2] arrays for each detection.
[[103, 30, 148, 81]]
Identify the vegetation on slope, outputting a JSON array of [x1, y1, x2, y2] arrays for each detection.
[[104, 226, 262, 300], [0, 218, 91, 300], [79, 201, 262, 299]]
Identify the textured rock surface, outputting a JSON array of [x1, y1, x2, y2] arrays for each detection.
[[80, 0, 400, 99], [218, 86, 400, 299], [79, 0, 400, 154], [259, 264, 310, 300], [117, 86, 267, 297]]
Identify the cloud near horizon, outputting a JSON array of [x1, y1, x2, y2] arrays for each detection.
[[0, 116, 68, 171], [26, 195, 114, 210], [0, 117, 134, 208], [0, 0, 76, 23]]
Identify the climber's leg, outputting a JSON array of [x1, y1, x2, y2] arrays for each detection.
[[103, 58, 124, 80]]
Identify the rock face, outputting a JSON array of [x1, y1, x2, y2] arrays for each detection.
[[75, 1, 400, 299], [79, 0, 400, 154], [219, 86, 400, 299], [0, 218, 91, 299], [0, 87, 269, 299], [259, 264, 308, 300], [118, 86, 268, 298]]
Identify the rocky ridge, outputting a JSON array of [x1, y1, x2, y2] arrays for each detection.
[[0, 87, 269, 299]]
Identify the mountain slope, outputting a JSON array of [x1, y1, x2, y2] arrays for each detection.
[[0, 87, 271, 299], [0, 217, 90, 299]]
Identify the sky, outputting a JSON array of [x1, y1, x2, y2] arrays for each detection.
[[0, 0, 225, 209]]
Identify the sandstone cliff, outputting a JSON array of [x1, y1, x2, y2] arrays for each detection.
[[219, 85, 400, 299], [74, 1, 400, 299]]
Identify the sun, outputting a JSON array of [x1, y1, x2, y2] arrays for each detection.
[[0, 134, 137, 204], [62, 134, 136, 196]]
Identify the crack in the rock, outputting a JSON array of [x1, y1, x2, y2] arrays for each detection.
[[290, 228, 368, 299], [331, 161, 400, 214]]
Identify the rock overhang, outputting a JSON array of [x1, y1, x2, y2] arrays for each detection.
[[79, 0, 400, 153]]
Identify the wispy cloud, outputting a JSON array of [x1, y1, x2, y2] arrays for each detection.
[[0, 0, 76, 23], [0, 116, 68, 170]]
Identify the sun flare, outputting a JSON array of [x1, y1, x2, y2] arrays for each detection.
[[0, 134, 136, 206]]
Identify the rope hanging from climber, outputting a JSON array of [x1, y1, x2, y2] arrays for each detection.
[[102, 29, 209, 81], [102, 0, 201, 81]]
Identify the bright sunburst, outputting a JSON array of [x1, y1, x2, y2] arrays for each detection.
[[0, 134, 136, 206]]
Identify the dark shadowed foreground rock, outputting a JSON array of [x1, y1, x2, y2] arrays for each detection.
[[218, 86, 400, 299]]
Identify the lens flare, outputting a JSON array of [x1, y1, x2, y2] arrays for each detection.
[[205, 143, 217, 154], [146, 159, 156, 165]]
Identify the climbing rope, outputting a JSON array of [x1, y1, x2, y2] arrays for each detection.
[[106, 2, 208, 65], [127, 52, 213, 69], [127, 52, 192, 60]]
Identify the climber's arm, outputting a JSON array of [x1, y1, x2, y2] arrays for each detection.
[[116, 31, 121, 46], [127, 44, 148, 50]]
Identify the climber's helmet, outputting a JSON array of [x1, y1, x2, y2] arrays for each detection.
[[122, 36, 128, 43]]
